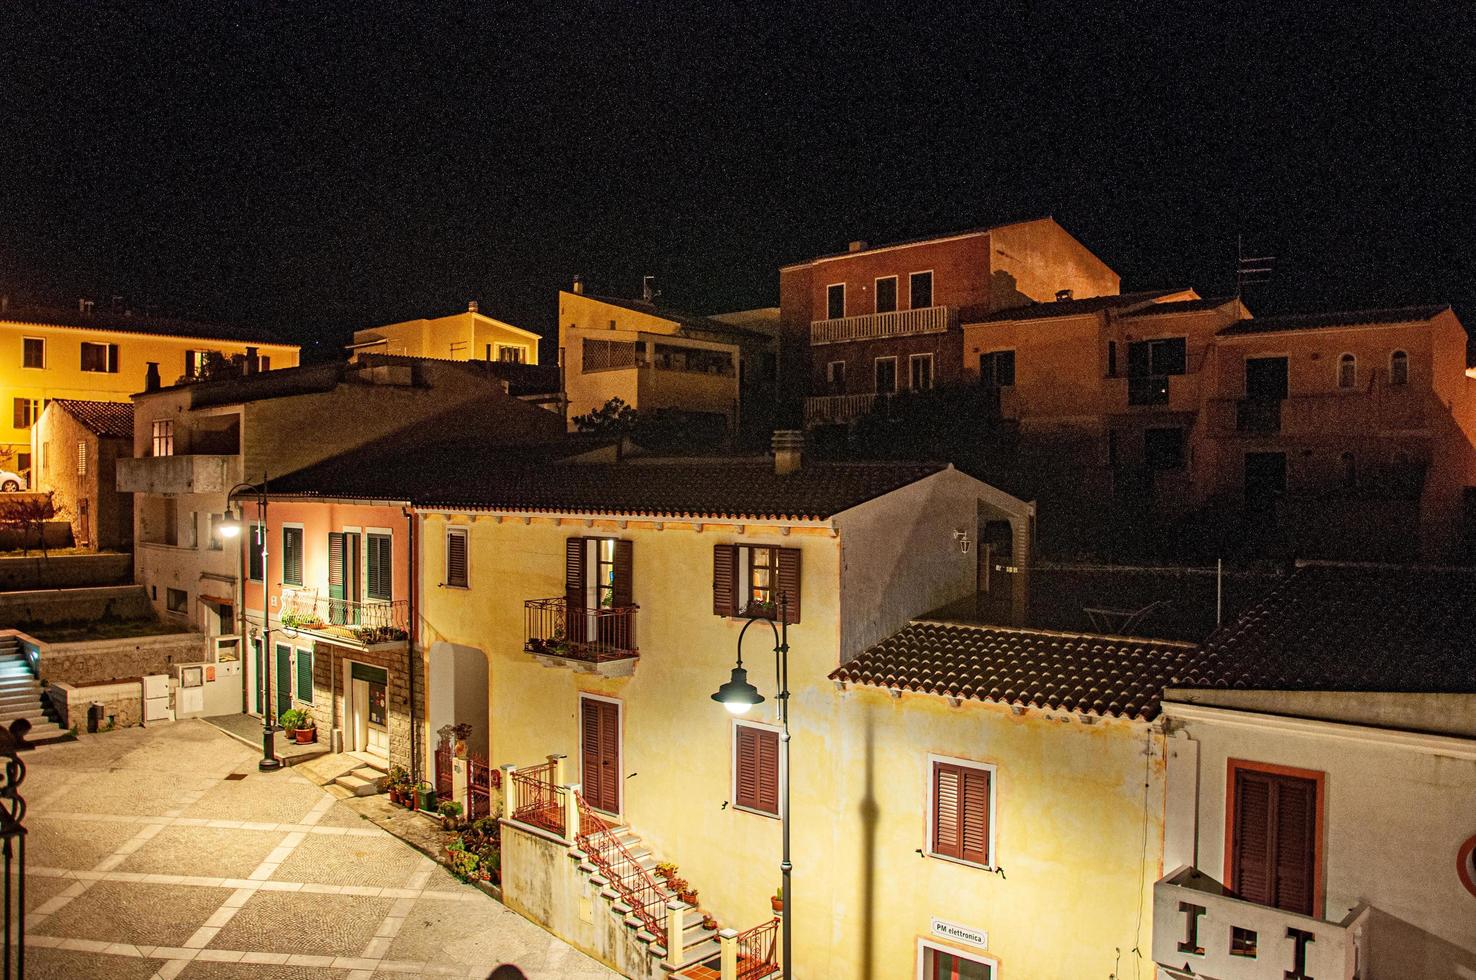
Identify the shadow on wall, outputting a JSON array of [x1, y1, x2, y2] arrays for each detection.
[[858, 707, 879, 979], [1369, 906, 1476, 978], [989, 270, 1030, 312]]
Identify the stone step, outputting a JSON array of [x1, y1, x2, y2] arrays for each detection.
[[323, 783, 355, 801], [0, 691, 43, 704], [332, 768, 384, 797], [673, 937, 721, 969], [23, 723, 70, 746], [0, 678, 41, 690], [346, 752, 388, 775], [0, 706, 50, 721]]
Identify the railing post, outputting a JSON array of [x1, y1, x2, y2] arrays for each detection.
[[499, 764, 516, 818], [548, 753, 566, 787], [665, 900, 685, 967], [563, 781, 581, 841], [718, 927, 738, 980], [451, 755, 468, 809]]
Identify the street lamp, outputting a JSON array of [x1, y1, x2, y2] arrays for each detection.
[[710, 594, 791, 980], [220, 476, 281, 773]]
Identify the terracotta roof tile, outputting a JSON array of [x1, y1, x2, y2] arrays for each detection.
[[50, 399, 134, 439], [1217, 305, 1448, 337], [972, 289, 1180, 323]]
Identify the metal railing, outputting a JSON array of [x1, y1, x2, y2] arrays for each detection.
[[1, 721, 28, 980], [810, 304, 955, 345], [737, 917, 780, 979], [278, 589, 409, 643], [434, 738, 453, 802], [510, 760, 565, 837], [466, 754, 492, 820], [804, 392, 883, 426], [575, 792, 669, 947], [524, 597, 638, 663]]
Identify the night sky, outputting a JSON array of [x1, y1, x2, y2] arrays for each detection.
[[3, 2, 1472, 360]]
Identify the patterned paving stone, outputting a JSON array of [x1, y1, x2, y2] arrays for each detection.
[[271, 833, 429, 888], [314, 800, 374, 828], [118, 824, 287, 878], [40, 880, 231, 946], [22, 874, 72, 913], [388, 893, 541, 967], [178, 772, 327, 823], [48, 769, 214, 817], [24, 816, 141, 870], [180, 962, 351, 980], [209, 891, 396, 956], [25, 947, 165, 980]]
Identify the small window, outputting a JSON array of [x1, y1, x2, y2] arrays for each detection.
[[151, 420, 175, 457], [909, 353, 935, 391], [281, 526, 304, 585], [80, 342, 119, 373], [1390, 350, 1408, 386], [909, 271, 933, 309], [496, 345, 526, 363], [1145, 428, 1186, 470], [929, 757, 994, 868], [12, 398, 37, 429], [979, 350, 1015, 387], [259, 355, 271, 372], [366, 533, 393, 600], [733, 723, 780, 817], [295, 648, 314, 704], [247, 522, 265, 581], [445, 527, 468, 588], [22, 338, 44, 369], [1338, 353, 1357, 389], [184, 350, 210, 378], [826, 360, 846, 394], [1128, 337, 1187, 377], [713, 544, 801, 623], [207, 513, 225, 551], [166, 588, 188, 614], [1106, 339, 1117, 378], [874, 356, 898, 395], [874, 276, 898, 314], [1231, 926, 1259, 958], [920, 942, 995, 980], [826, 283, 846, 320], [76, 441, 87, 477]]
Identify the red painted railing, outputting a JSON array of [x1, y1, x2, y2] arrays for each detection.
[[466, 754, 492, 820], [575, 792, 669, 947], [510, 761, 564, 837], [736, 918, 780, 979], [524, 597, 638, 663], [434, 738, 453, 802]]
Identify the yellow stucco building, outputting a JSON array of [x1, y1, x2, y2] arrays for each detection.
[[349, 301, 542, 365], [0, 303, 298, 471]]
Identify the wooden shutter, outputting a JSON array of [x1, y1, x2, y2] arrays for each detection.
[[933, 761, 990, 865], [107, 344, 119, 373], [367, 534, 392, 600], [755, 727, 779, 815], [328, 533, 346, 600], [1233, 771, 1273, 906], [1232, 768, 1318, 915], [713, 544, 738, 617], [933, 764, 962, 857], [446, 529, 467, 588], [735, 726, 760, 811], [612, 539, 633, 608], [295, 649, 313, 702], [776, 547, 802, 624], [1274, 778, 1317, 915], [565, 537, 586, 643], [581, 698, 620, 813]]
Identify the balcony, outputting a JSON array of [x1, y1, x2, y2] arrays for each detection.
[[1237, 398, 1282, 433], [810, 305, 955, 345], [523, 597, 638, 677], [1153, 866, 1369, 980], [1105, 372, 1200, 413], [276, 588, 409, 649], [117, 454, 239, 495], [804, 392, 883, 426], [1207, 387, 1427, 439]]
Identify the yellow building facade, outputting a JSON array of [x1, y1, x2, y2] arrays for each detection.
[[350, 302, 541, 365]]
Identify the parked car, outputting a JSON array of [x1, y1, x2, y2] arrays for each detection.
[[0, 471, 24, 492]]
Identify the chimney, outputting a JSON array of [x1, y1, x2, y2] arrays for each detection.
[[772, 429, 804, 476], [144, 362, 161, 392], [847, 240, 868, 253], [468, 300, 479, 314], [78, 298, 95, 316], [244, 346, 259, 375], [0, 295, 8, 314], [572, 275, 585, 295], [1055, 288, 1074, 302]]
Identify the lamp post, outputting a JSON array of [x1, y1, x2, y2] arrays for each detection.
[[710, 594, 791, 980], [217, 476, 281, 773]]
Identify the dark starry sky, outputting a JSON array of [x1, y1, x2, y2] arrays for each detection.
[[2, 1, 1472, 361]]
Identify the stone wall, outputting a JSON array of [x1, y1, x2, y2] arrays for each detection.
[[39, 633, 207, 686], [0, 553, 132, 591], [0, 584, 153, 626], [0, 520, 72, 554], [309, 639, 421, 772], [46, 679, 145, 732]]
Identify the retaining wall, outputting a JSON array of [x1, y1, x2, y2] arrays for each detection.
[[0, 553, 132, 591]]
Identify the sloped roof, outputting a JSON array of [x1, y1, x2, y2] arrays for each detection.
[[1120, 296, 1239, 318], [51, 399, 134, 439], [972, 290, 1183, 323], [830, 620, 1197, 720], [1177, 562, 1476, 693], [1217, 305, 1449, 337], [0, 307, 295, 347], [580, 294, 772, 343], [780, 215, 1055, 269]]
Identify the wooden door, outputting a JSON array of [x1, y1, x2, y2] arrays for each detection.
[[580, 696, 621, 814], [1231, 767, 1319, 915], [274, 645, 292, 720]]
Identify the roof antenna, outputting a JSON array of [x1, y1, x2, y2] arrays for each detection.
[[641, 275, 660, 304], [1235, 234, 1275, 299]]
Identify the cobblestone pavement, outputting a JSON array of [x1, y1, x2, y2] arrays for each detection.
[[19, 721, 617, 980]]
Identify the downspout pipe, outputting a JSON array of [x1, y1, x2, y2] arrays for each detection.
[[405, 506, 420, 784]]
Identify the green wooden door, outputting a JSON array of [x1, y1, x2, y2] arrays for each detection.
[[253, 640, 264, 715], [275, 644, 292, 719]]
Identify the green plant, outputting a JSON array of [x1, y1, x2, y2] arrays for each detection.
[[350, 625, 408, 644], [448, 849, 480, 882], [655, 861, 678, 880], [279, 708, 306, 730], [439, 801, 463, 818], [387, 765, 409, 788]]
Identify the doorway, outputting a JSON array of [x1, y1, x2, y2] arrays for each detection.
[[274, 644, 292, 719], [918, 940, 994, 979], [329, 531, 361, 625], [579, 695, 621, 815], [346, 661, 389, 759]]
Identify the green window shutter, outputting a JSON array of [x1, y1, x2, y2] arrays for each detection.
[[367, 534, 392, 600], [296, 649, 313, 703], [283, 527, 303, 584]]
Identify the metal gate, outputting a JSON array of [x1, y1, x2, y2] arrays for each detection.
[[467, 755, 491, 820], [434, 738, 452, 802]]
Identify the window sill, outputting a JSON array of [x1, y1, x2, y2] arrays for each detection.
[[732, 803, 780, 821], [925, 851, 996, 873], [441, 583, 470, 591]]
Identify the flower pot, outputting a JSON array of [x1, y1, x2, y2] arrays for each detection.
[[771, 897, 783, 913], [293, 727, 315, 744], [454, 738, 468, 759]]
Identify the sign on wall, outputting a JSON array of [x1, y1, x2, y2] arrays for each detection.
[[931, 917, 988, 950]]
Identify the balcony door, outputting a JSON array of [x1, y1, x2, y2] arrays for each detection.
[[1245, 356, 1288, 401], [274, 644, 292, 720], [329, 531, 361, 625], [580, 695, 622, 815], [1229, 764, 1321, 916]]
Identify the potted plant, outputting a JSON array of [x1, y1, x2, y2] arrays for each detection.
[[771, 885, 783, 913], [439, 800, 464, 831], [291, 713, 316, 744], [677, 883, 699, 905], [451, 722, 473, 758], [386, 766, 409, 805], [667, 876, 688, 898], [702, 913, 718, 930], [415, 781, 437, 812], [654, 861, 678, 883], [279, 708, 304, 740]]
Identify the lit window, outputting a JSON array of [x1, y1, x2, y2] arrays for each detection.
[[496, 345, 526, 363], [11, 399, 37, 429], [77, 442, 87, 477], [713, 544, 801, 622], [1390, 350, 1408, 386], [151, 420, 174, 457], [1338, 353, 1357, 389], [80, 342, 119, 373]]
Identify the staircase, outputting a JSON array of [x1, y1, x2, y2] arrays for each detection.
[[329, 751, 388, 798], [0, 635, 68, 744]]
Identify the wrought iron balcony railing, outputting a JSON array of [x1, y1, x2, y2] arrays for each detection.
[[277, 588, 409, 645], [524, 597, 638, 664]]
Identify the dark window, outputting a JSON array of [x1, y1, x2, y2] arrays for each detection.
[[1106, 340, 1117, 378], [875, 276, 898, 314], [12, 398, 36, 429], [445, 528, 468, 588], [1128, 337, 1187, 377], [80, 342, 119, 373], [826, 360, 846, 394], [1338, 353, 1357, 389], [22, 338, 44, 369], [259, 355, 271, 371], [909, 271, 934, 309], [910, 354, 935, 391], [874, 357, 897, 395], [1390, 350, 1408, 386], [734, 723, 780, 816], [166, 588, 188, 614], [366, 533, 393, 600], [248, 523, 265, 581], [712, 544, 802, 622], [1145, 428, 1186, 470], [826, 283, 845, 320], [979, 351, 1015, 387], [931, 760, 991, 866], [1231, 766, 1319, 916], [281, 527, 304, 586]]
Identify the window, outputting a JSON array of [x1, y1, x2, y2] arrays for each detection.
[[366, 533, 393, 600], [295, 648, 314, 704], [1128, 337, 1187, 377], [151, 420, 174, 457], [874, 356, 898, 395], [875, 276, 898, 314], [978, 350, 1015, 387], [184, 511, 198, 549], [207, 513, 225, 550], [919, 941, 995, 980], [909, 271, 933, 309], [1228, 761, 1321, 916], [733, 723, 780, 816], [163, 497, 179, 546], [22, 338, 44, 369], [826, 360, 846, 394], [76, 442, 87, 477], [80, 342, 119, 373], [909, 353, 935, 391], [565, 538, 635, 647], [248, 522, 265, 581], [1337, 353, 1357, 389], [445, 527, 468, 588], [714, 544, 802, 622], [1106, 339, 1117, 378], [259, 355, 271, 372], [1145, 427, 1186, 470], [12, 398, 37, 429], [166, 588, 188, 614], [826, 283, 846, 320], [281, 526, 304, 585], [496, 345, 526, 363], [1390, 349, 1408, 386], [929, 757, 994, 867]]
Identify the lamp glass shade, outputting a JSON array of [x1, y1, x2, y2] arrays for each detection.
[[217, 513, 243, 538], [711, 665, 764, 714]]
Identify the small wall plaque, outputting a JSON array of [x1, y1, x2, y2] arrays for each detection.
[[931, 917, 987, 950]]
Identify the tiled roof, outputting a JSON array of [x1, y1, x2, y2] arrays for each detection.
[[972, 290, 1183, 323], [0, 307, 295, 347], [1120, 297, 1239, 318], [581, 294, 772, 343], [1177, 563, 1476, 693], [271, 442, 948, 521], [830, 620, 1197, 720], [50, 399, 134, 439], [1217, 305, 1449, 337], [780, 215, 1054, 268]]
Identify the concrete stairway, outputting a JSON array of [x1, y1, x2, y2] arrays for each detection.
[[0, 635, 68, 745], [330, 751, 388, 798]]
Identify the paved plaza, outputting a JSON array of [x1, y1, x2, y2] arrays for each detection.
[[18, 721, 616, 979]]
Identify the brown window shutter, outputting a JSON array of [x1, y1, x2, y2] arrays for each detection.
[[713, 544, 738, 617], [1273, 776, 1317, 915], [960, 767, 991, 865], [565, 537, 586, 643], [446, 530, 468, 588], [776, 547, 802, 624], [580, 698, 600, 800], [755, 727, 779, 815], [735, 726, 759, 810], [1232, 770, 1274, 906], [612, 539, 634, 608], [933, 763, 962, 858]]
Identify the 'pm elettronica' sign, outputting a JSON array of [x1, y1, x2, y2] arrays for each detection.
[[930, 918, 987, 950]]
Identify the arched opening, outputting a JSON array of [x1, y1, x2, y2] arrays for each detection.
[[1337, 353, 1357, 389], [428, 641, 490, 759], [1390, 349, 1408, 385]]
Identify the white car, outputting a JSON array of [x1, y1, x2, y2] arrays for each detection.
[[0, 471, 24, 492]]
